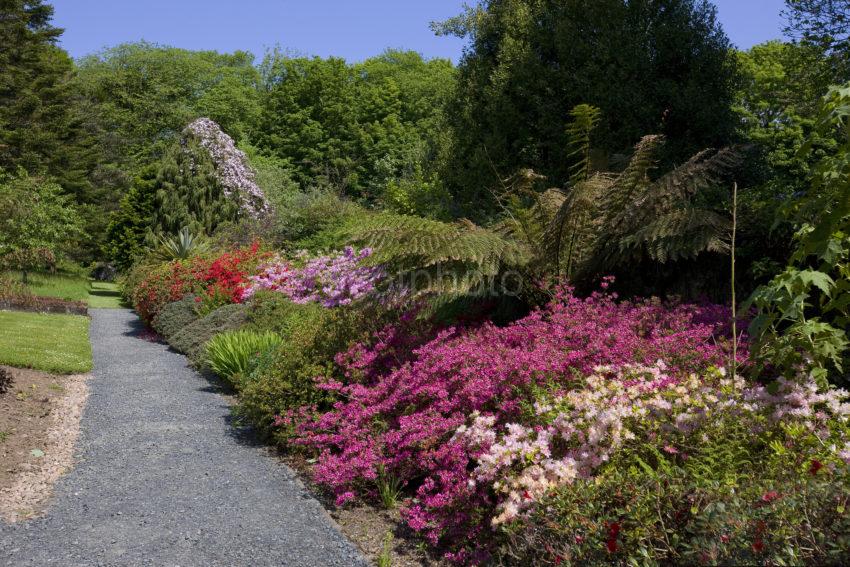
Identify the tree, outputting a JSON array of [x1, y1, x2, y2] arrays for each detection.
[[784, 0, 850, 52], [102, 165, 158, 271], [254, 50, 455, 203], [747, 84, 850, 386], [733, 41, 850, 287], [434, 0, 739, 218], [0, 0, 96, 210], [147, 118, 268, 240], [0, 170, 82, 282]]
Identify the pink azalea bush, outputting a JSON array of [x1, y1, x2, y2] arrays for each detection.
[[292, 285, 747, 550], [241, 247, 384, 307]]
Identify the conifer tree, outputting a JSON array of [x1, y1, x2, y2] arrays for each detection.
[[0, 0, 94, 194], [148, 138, 240, 240]]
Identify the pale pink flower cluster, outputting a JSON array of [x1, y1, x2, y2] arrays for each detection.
[[456, 364, 850, 526], [241, 247, 383, 307], [183, 118, 270, 217]]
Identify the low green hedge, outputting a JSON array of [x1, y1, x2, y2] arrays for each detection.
[[169, 303, 250, 365], [152, 295, 200, 340]]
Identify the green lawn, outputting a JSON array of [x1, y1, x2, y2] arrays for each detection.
[[87, 281, 124, 308], [4, 272, 124, 308], [0, 310, 93, 374]]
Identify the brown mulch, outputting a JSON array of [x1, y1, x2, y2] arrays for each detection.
[[0, 366, 90, 522], [280, 452, 450, 567]]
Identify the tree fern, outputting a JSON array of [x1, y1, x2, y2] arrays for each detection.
[[539, 118, 743, 280], [341, 212, 530, 296], [566, 104, 602, 185]]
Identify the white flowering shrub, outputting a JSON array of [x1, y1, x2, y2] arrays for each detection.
[[457, 364, 850, 528], [183, 118, 270, 218]]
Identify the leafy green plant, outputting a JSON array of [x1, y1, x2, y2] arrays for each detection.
[[342, 211, 530, 297], [169, 303, 250, 365], [237, 304, 377, 439], [747, 84, 850, 385], [204, 329, 282, 386], [148, 226, 210, 262], [376, 532, 393, 567], [376, 464, 403, 510], [502, 106, 743, 282]]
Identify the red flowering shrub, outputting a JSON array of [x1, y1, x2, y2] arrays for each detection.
[[130, 241, 268, 324]]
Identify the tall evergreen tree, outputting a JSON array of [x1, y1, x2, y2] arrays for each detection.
[[0, 0, 94, 195], [148, 138, 240, 240], [434, 0, 739, 218]]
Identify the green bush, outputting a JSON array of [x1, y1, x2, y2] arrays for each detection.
[[204, 329, 282, 387], [152, 295, 200, 340], [237, 304, 373, 439], [501, 457, 850, 566], [245, 291, 320, 336], [168, 303, 249, 365]]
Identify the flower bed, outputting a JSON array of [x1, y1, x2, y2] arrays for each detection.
[[291, 286, 752, 556], [129, 242, 267, 324]]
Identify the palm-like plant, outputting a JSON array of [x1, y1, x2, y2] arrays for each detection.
[[148, 226, 210, 262], [502, 106, 743, 282]]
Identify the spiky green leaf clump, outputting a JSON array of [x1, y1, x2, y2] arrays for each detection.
[[148, 226, 210, 262], [205, 329, 282, 386]]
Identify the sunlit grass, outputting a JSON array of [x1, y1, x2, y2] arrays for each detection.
[[0, 310, 92, 374], [87, 281, 124, 308], [3, 272, 124, 308]]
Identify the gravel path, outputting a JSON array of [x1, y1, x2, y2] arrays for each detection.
[[1, 309, 369, 567]]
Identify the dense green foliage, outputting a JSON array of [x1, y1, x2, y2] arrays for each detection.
[[0, 171, 83, 280], [204, 329, 281, 387], [169, 303, 250, 364], [435, 0, 739, 215], [748, 84, 850, 386], [0, 0, 94, 200], [784, 0, 850, 52], [151, 295, 199, 340], [254, 50, 454, 204]]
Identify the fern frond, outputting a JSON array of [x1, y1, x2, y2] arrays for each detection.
[[620, 208, 732, 263], [342, 212, 530, 295], [566, 104, 602, 185]]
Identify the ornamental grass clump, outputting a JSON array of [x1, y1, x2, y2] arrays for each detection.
[[291, 284, 745, 552], [204, 329, 282, 387]]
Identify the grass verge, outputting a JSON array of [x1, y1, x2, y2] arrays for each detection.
[[3, 272, 124, 308], [0, 311, 92, 373], [87, 282, 123, 308]]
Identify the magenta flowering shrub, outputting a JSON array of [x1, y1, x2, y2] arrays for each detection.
[[293, 285, 745, 549], [242, 247, 384, 307], [184, 118, 270, 217]]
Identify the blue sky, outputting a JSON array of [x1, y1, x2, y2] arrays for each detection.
[[50, 0, 787, 63]]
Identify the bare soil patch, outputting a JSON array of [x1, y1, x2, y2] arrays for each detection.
[[0, 366, 89, 522], [280, 452, 449, 567]]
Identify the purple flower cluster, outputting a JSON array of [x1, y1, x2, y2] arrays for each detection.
[[242, 247, 384, 307], [183, 118, 270, 217], [292, 285, 745, 549]]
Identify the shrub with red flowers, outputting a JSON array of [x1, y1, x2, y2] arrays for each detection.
[[130, 241, 269, 324], [291, 285, 748, 554]]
